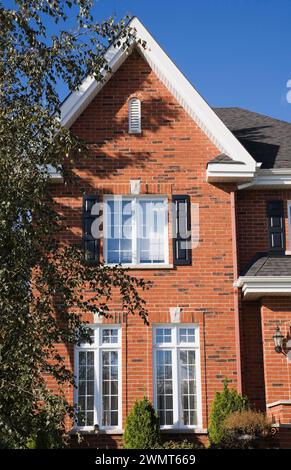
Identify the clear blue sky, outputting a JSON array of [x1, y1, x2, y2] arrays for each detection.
[[9, 0, 291, 122], [80, 0, 291, 122]]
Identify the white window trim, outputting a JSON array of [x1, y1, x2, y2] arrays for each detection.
[[153, 324, 202, 431], [74, 325, 122, 432], [103, 195, 169, 267]]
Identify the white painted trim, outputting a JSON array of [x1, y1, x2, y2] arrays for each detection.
[[59, 17, 256, 173], [60, 44, 132, 129], [74, 324, 122, 432], [152, 324, 202, 431], [206, 163, 255, 183], [238, 169, 291, 190], [103, 195, 169, 267], [267, 400, 291, 408], [235, 276, 291, 300]]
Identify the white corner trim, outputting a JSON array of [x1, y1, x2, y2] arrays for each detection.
[[235, 276, 291, 300], [59, 17, 256, 172]]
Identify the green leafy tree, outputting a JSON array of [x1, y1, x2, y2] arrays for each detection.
[[123, 398, 160, 449], [208, 379, 249, 446], [0, 1, 149, 448]]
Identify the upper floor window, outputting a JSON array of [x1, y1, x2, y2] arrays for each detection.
[[128, 98, 141, 134], [104, 196, 168, 266], [153, 324, 201, 429], [75, 325, 122, 430]]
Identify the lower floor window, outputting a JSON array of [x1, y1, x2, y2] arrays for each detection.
[[153, 325, 201, 428], [75, 325, 121, 429]]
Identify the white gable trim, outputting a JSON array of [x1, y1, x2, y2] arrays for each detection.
[[60, 17, 256, 173]]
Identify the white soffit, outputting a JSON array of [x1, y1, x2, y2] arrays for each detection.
[[60, 17, 256, 172]]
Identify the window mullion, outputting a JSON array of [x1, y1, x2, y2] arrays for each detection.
[[95, 329, 101, 427], [173, 328, 179, 428], [132, 198, 138, 264], [172, 345, 180, 427]]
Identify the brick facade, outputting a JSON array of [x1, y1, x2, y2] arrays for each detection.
[[52, 50, 291, 448]]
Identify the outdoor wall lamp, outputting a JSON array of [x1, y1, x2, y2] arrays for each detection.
[[273, 326, 284, 353]]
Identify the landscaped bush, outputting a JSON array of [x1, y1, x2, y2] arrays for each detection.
[[123, 397, 160, 449], [208, 380, 248, 446], [154, 439, 203, 449], [220, 409, 271, 448]]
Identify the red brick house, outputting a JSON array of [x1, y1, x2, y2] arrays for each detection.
[[52, 18, 291, 447]]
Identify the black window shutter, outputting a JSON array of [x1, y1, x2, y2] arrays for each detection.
[[83, 195, 101, 262], [267, 200, 285, 252], [172, 195, 192, 266]]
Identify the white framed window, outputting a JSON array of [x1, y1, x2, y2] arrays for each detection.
[[128, 97, 141, 133], [153, 324, 202, 429], [74, 325, 122, 430], [104, 196, 169, 266]]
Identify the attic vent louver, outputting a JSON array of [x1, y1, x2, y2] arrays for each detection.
[[128, 98, 141, 134]]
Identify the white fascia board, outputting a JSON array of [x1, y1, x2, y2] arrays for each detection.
[[60, 44, 131, 129], [235, 276, 291, 300], [238, 168, 291, 190], [206, 163, 255, 182], [133, 18, 255, 170], [59, 17, 256, 172]]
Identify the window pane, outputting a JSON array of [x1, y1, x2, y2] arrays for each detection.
[[156, 328, 172, 344], [77, 351, 95, 427], [102, 328, 118, 344], [102, 351, 119, 427], [138, 199, 166, 264], [179, 349, 197, 426], [106, 199, 133, 264], [156, 350, 173, 426], [179, 328, 195, 344]]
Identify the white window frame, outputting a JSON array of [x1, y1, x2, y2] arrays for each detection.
[[287, 201, 291, 252], [153, 324, 202, 430], [128, 97, 141, 134], [74, 325, 122, 431], [103, 195, 169, 267]]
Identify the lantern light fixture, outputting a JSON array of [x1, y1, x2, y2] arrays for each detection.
[[273, 326, 284, 353]]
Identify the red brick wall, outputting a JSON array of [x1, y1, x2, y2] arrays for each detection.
[[51, 50, 243, 446], [240, 299, 266, 410], [236, 189, 291, 273], [261, 298, 291, 406], [237, 189, 291, 443]]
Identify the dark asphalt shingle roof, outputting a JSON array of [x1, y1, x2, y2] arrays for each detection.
[[208, 153, 245, 165], [243, 254, 291, 276], [213, 107, 291, 169]]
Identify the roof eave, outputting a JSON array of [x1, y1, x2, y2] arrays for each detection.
[[206, 163, 255, 183], [238, 168, 291, 190], [234, 275, 291, 300]]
